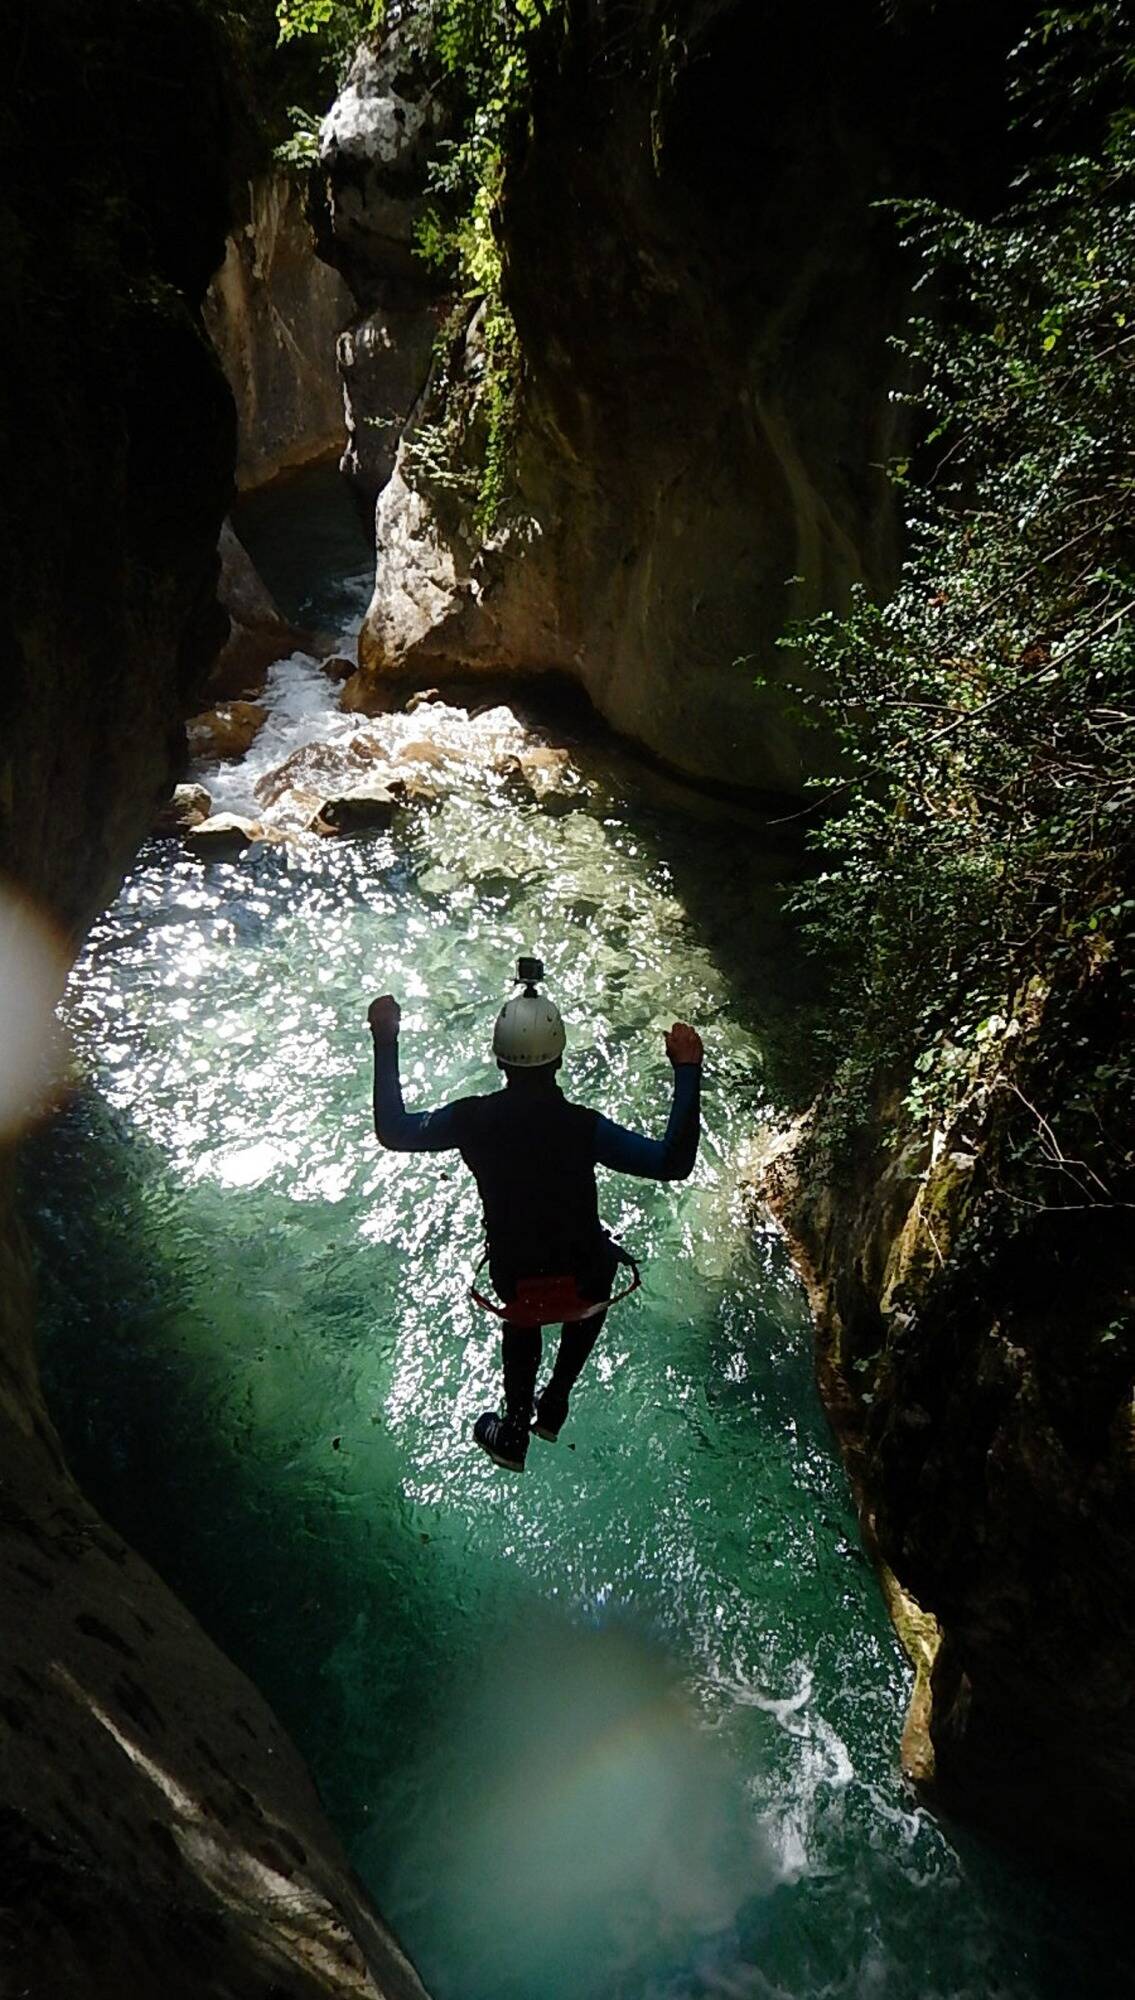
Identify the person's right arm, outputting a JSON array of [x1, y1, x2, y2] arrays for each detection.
[[369, 995, 463, 1153], [593, 1023, 703, 1182]]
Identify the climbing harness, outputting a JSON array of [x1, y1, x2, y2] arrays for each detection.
[[470, 1245, 641, 1326]]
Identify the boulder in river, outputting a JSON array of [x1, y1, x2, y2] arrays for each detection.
[[516, 745, 572, 797], [185, 812, 263, 857], [206, 521, 312, 701], [396, 738, 452, 769], [152, 782, 212, 834], [319, 653, 357, 684], [186, 700, 269, 761], [310, 788, 398, 836], [386, 771, 442, 806], [254, 736, 390, 813]]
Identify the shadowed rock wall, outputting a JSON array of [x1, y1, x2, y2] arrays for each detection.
[[343, 0, 1030, 792], [0, 4, 427, 1990], [205, 172, 355, 491], [759, 952, 1135, 1876]]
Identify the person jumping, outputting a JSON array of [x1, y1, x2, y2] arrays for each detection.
[[368, 956, 703, 1473]]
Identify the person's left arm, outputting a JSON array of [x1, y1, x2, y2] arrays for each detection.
[[593, 1023, 703, 1182], [369, 995, 463, 1152]]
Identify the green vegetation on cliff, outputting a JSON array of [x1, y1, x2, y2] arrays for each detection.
[[273, 0, 564, 522], [790, 5, 1135, 1225], [763, 9, 1135, 1863], [408, 1, 569, 532]]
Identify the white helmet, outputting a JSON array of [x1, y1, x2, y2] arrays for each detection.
[[493, 957, 566, 1067]]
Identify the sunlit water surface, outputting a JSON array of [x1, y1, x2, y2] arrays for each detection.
[[24, 474, 1128, 1999]]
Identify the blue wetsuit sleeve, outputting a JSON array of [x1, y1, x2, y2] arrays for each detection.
[[372, 1039, 464, 1152], [593, 1063, 701, 1182]]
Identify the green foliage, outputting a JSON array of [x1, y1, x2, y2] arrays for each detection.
[[276, 0, 384, 65], [785, 6, 1135, 1200], [411, 0, 566, 534], [271, 2, 385, 163], [272, 103, 323, 166]]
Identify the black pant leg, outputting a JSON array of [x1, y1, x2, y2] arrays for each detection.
[[501, 1322, 542, 1418], [548, 1307, 608, 1396]]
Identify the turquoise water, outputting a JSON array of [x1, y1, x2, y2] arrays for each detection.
[[24, 489, 1130, 1999]]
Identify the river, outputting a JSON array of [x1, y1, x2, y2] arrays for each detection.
[[22, 467, 1128, 1999]]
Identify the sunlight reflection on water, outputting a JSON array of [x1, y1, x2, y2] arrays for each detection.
[[27, 560, 1120, 1999]]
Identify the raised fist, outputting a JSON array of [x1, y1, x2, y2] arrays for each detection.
[[368, 994, 401, 1045], [665, 1021, 703, 1067]]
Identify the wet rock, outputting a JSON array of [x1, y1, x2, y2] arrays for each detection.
[[184, 813, 262, 857], [319, 654, 356, 684], [385, 771, 441, 806], [206, 523, 309, 702], [517, 746, 572, 797], [254, 737, 389, 812], [310, 788, 398, 836], [217, 519, 282, 630], [186, 700, 268, 761], [396, 738, 453, 769], [152, 783, 212, 835], [339, 666, 399, 715]]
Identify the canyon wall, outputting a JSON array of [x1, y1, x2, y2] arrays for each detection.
[[758, 949, 1135, 1876], [314, 33, 447, 502], [0, 5, 425, 1990], [327, 0, 1027, 793], [205, 171, 355, 491]]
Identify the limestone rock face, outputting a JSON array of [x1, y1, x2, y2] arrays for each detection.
[[0, 1381, 428, 2000], [313, 29, 448, 499], [204, 173, 355, 491], [353, 0, 1026, 792], [762, 960, 1135, 1876], [207, 520, 309, 699], [317, 36, 445, 298], [335, 307, 439, 499], [152, 782, 212, 834], [186, 699, 270, 761]]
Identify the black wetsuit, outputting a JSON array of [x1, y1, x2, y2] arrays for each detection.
[[373, 1042, 701, 1419]]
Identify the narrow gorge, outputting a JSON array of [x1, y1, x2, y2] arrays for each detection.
[[2, 3, 1132, 1996]]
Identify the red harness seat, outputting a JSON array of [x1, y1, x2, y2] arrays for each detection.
[[470, 1254, 640, 1327]]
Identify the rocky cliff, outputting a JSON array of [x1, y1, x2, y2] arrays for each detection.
[[0, 4, 426, 1990], [758, 945, 1135, 1877], [205, 171, 355, 491], [313, 31, 447, 501], [331, 0, 1029, 792]]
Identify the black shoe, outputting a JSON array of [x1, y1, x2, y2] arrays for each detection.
[[532, 1386, 569, 1443], [473, 1409, 529, 1472]]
